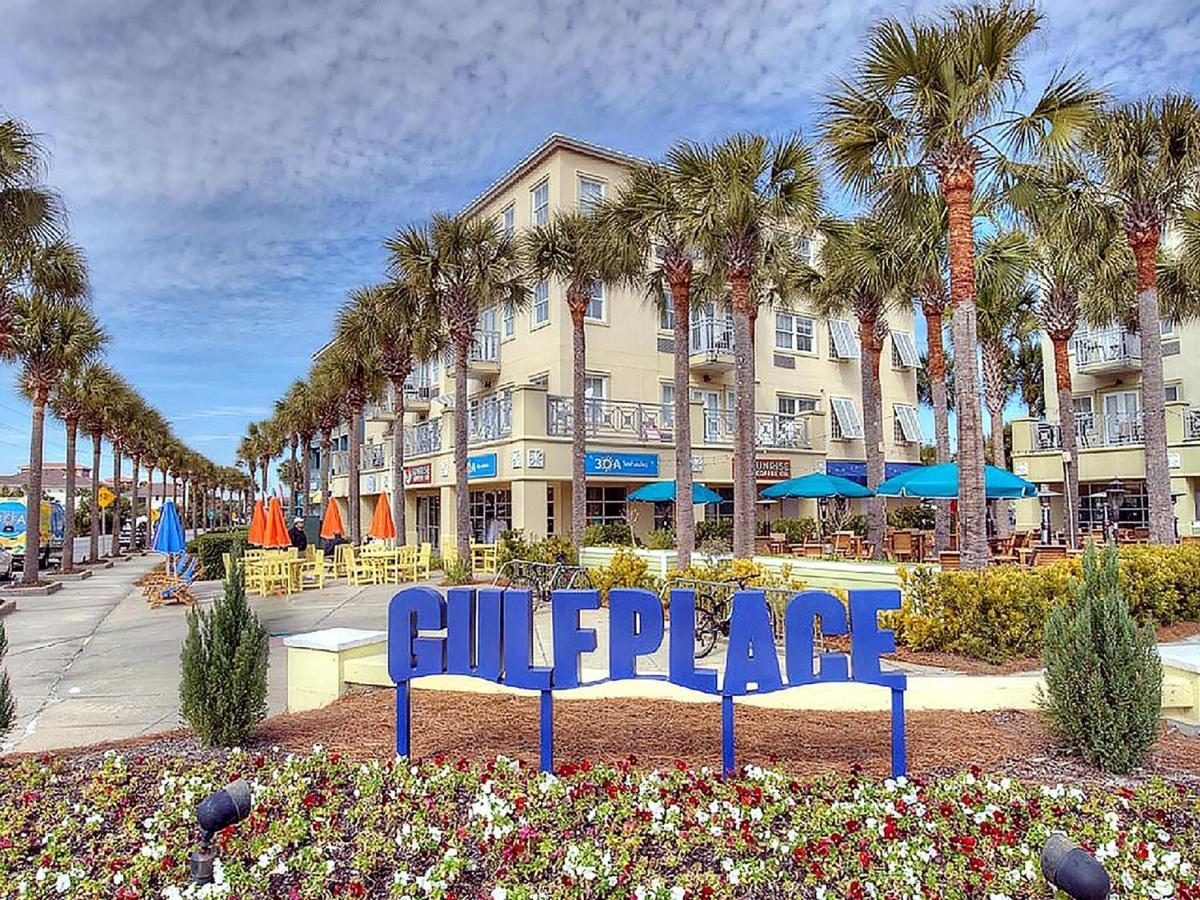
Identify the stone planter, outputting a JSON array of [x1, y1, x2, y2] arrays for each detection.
[[46, 570, 93, 582], [5, 581, 62, 597]]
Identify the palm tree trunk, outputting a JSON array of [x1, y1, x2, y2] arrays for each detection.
[[941, 167, 988, 568], [260, 460, 268, 496], [23, 396, 47, 583], [453, 336, 471, 563], [349, 406, 363, 544], [672, 284, 694, 570], [301, 433, 313, 520], [1130, 236, 1175, 543], [89, 431, 102, 562], [860, 319, 885, 559], [570, 308, 588, 547], [925, 303, 952, 552], [982, 341, 1010, 539], [730, 277, 755, 559], [320, 432, 331, 506], [391, 383, 407, 545], [61, 419, 78, 572], [289, 440, 299, 519], [110, 441, 122, 559], [130, 456, 141, 551]]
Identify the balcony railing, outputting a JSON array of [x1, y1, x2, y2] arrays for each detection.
[[403, 377, 435, 403], [445, 329, 501, 368], [546, 395, 673, 443], [1187, 408, 1200, 442], [468, 392, 512, 444], [1034, 412, 1143, 450], [702, 410, 812, 450], [361, 444, 387, 471], [404, 418, 443, 457], [690, 315, 735, 357], [1072, 327, 1141, 372]]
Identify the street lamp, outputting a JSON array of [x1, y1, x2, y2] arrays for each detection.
[[1106, 479, 1126, 543], [1037, 484, 1061, 545]]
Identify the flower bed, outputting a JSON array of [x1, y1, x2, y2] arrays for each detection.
[[1, 748, 1197, 898]]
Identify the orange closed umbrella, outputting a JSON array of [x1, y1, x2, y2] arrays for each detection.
[[263, 496, 291, 548], [248, 498, 266, 546], [368, 492, 396, 541], [320, 497, 345, 540]]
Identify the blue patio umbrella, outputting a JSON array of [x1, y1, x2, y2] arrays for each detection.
[[152, 499, 186, 555], [760, 472, 875, 500], [874, 463, 1038, 500], [626, 480, 725, 504]]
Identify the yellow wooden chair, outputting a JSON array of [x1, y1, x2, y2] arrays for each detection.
[[414, 543, 432, 580], [332, 543, 352, 578], [346, 546, 377, 586], [300, 549, 326, 589], [389, 545, 417, 583], [471, 542, 498, 574]]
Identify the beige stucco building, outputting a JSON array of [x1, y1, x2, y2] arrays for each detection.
[[318, 135, 923, 545]]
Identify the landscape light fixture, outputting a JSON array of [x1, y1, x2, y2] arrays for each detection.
[[1040, 832, 1110, 899], [1106, 479, 1126, 543], [190, 779, 252, 885]]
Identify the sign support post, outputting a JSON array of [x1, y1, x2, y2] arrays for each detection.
[[539, 690, 554, 773], [721, 695, 735, 776]]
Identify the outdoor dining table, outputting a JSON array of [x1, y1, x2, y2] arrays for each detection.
[[359, 546, 409, 583]]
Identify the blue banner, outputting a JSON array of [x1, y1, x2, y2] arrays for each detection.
[[584, 451, 659, 478], [467, 453, 497, 480], [825, 460, 923, 486]]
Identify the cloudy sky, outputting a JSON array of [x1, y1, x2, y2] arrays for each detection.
[[1, 0, 1198, 478]]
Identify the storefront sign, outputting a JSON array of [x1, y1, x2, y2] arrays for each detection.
[[584, 451, 659, 478], [389, 586, 906, 777], [753, 458, 791, 481], [468, 453, 498, 480], [404, 463, 432, 486]]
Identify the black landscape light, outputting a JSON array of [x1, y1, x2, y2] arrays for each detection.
[[190, 779, 252, 885], [1041, 832, 1111, 900]]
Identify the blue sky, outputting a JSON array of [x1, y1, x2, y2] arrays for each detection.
[[1, 0, 1198, 480]]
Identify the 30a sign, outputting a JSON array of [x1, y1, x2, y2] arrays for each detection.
[[388, 586, 907, 776]]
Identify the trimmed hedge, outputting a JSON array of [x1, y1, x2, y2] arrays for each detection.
[[893, 543, 1200, 663], [185, 529, 250, 580]]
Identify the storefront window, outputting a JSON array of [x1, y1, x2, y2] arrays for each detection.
[[416, 495, 440, 547], [1078, 481, 1149, 530], [705, 486, 734, 522], [546, 485, 556, 535], [469, 489, 512, 542], [586, 486, 627, 525]]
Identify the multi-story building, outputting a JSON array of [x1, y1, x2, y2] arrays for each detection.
[[319, 135, 922, 545], [1011, 317, 1200, 535]]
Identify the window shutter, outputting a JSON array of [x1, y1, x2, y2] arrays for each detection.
[[831, 397, 864, 439]]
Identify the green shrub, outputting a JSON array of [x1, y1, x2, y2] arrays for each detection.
[[186, 529, 250, 580], [442, 557, 473, 585], [179, 561, 269, 747], [581, 523, 634, 546], [1039, 544, 1162, 773], [588, 549, 661, 603], [762, 517, 820, 545], [498, 530, 577, 566], [888, 505, 936, 531], [0, 620, 13, 738], [642, 527, 676, 550], [695, 518, 733, 547]]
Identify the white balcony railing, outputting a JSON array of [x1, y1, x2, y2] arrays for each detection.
[[546, 395, 673, 443], [403, 376, 434, 403], [468, 391, 512, 444], [1072, 326, 1141, 370], [1034, 412, 1143, 449], [404, 418, 443, 457], [690, 315, 735, 357], [702, 410, 812, 450], [445, 329, 501, 368]]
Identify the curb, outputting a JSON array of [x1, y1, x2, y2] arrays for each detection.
[[46, 570, 93, 582], [5, 581, 63, 597]]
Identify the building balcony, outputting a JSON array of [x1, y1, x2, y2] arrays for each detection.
[[689, 315, 736, 373], [1034, 412, 1144, 450], [404, 418, 443, 457], [1073, 327, 1141, 376], [444, 329, 501, 376], [702, 409, 815, 451], [468, 391, 512, 445], [546, 395, 673, 443], [403, 378, 434, 412]]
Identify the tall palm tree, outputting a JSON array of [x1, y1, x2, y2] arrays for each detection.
[[822, 1, 1100, 566], [1080, 96, 1200, 544], [523, 211, 635, 546], [388, 214, 526, 562], [104, 385, 139, 559], [78, 365, 118, 561], [598, 163, 708, 567], [1011, 339, 1044, 419], [309, 363, 343, 511], [8, 299, 104, 582], [668, 134, 823, 558], [48, 361, 107, 572], [810, 217, 908, 557]]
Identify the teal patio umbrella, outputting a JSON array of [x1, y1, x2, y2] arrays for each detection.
[[627, 480, 724, 504], [874, 463, 1038, 500], [761, 472, 875, 499]]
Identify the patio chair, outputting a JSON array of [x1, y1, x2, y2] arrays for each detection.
[[886, 530, 915, 562], [300, 550, 326, 589], [331, 543, 352, 577], [346, 546, 377, 586], [151, 557, 204, 609], [472, 543, 498, 574], [937, 550, 962, 571], [1031, 545, 1068, 567], [414, 543, 432, 580], [830, 532, 855, 559]]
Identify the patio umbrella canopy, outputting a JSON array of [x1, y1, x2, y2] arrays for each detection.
[[760, 472, 875, 499], [874, 463, 1038, 500], [368, 492, 396, 541], [319, 497, 345, 540], [248, 498, 266, 546], [262, 496, 292, 548], [626, 480, 724, 504], [151, 499, 185, 555]]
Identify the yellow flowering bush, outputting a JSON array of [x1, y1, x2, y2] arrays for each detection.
[[588, 548, 661, 604]]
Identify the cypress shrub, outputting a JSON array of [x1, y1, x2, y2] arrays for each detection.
[[0, 620, 14, 738], [1038, 543, 1162, 773], [179, 555, 269, 747]]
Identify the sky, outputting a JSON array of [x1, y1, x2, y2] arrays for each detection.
[[1, 0, 1198, 480]]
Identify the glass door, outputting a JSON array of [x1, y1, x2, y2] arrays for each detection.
[[1102, 391, 1140, 445]]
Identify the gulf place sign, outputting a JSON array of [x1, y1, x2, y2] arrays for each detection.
[[388, 585, 907, 777]]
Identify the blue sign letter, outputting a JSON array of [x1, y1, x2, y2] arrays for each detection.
[[849, 589, 906, 690], [784, 590, 849, 685], [667, 589, 718, 694], [722, 591, 784, 695], [608, 588, 664, 679], [445, 587, 502, 681], [387, 586, 446, 681], [502, 588, 552, 689], [551, 589, 600, 688]]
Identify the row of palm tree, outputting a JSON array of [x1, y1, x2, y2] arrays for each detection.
[[2, 111, 242, 582], [251, 2, 1200, 569]]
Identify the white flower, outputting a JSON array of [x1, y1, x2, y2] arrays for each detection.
[[491, 888, 508, 900], [670, 887, 686, 900], [54, 873, 70, 893]]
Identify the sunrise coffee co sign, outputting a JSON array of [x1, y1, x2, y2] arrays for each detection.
[[388, 586, 908, 776]]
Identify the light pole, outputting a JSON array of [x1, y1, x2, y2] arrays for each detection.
[[1106, 478, 1126, 544]]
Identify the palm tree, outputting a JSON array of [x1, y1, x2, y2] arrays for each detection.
[[810, 217, 908, 557], [103, 385, 139, 558], [822, 2, 1100, 566], [523, 211, 635, 546], [8, 299, 104, 582], [78, 364, 118, 561], [1011, 339, 1044, 419], [48, 361, 101, 572], [598, 163, 709, 567], [1080, 96, 1200, 544], [668, 134, 823, 558], [388, 214, 525, 562], [309, 363, 343, 510]]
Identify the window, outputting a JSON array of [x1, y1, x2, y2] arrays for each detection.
[[1072, 396, 1095, 444], [828, 319, 860, 359], [777, 395, 817, 417], [532, 179, 549, 226], [793, 235, 812, 263], [469, 489, 512, 542], [891, 331, 920, 368], [546, 485, 556, 536], [1079, 480, 1149, 530], [501, 204, 515, 238], [659, 290, 675, 331], [775, 312, 815, 352], [578, 176, 605, 212], [530, 372, 549, 389], [830, 397, 864, 440], [532, 280, 549, 326], [894, 404, 923, 443], [585, 280, 605, 321], [661, 383, 675, 427], [705, 486, 734, 522], [416, 495, 440, 547], [502, 301, 515, 338], [1166, 383, 1182, 403], [584, 375, 607, 401], [586, 486, 627, 526], [1162, 319, 1175, 336]]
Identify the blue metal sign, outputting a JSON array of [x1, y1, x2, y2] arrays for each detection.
[[467, 453, 497, 479], [584, 451, 659, 478], [388, 586, 907, 777], [825, 460, 923, 486]]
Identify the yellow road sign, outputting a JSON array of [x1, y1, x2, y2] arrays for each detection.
[[97, 486, 116, 509]]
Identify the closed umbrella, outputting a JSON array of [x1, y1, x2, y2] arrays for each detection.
[[152, 499, 186, 556], [248, 498, 266, 546], [874, 463, 1038, 500], [368, 492, 397, 541], [263, 495, 291, 548], [320, 497, 345, 541], [760, 472, 875, 499], [626, 480, 724, 504]]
